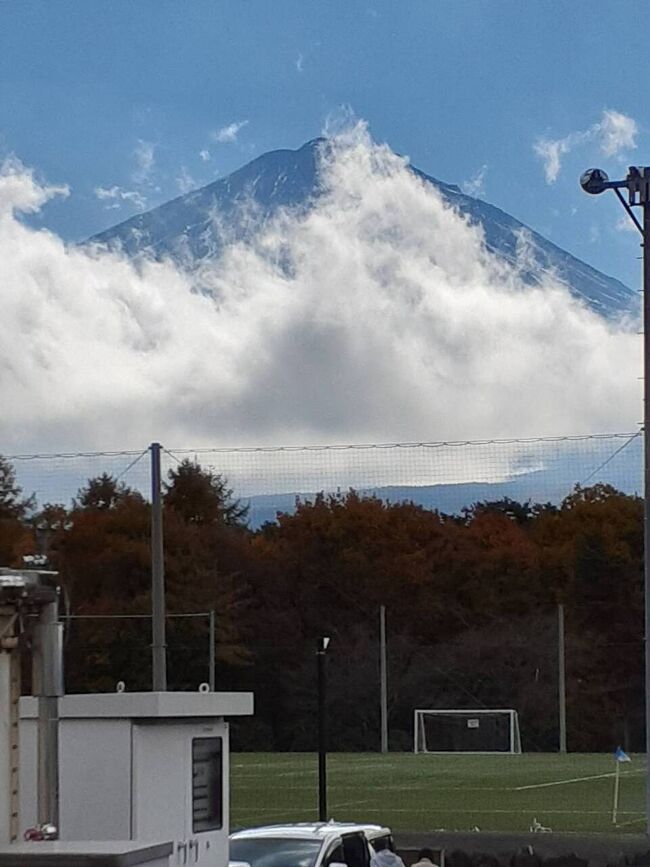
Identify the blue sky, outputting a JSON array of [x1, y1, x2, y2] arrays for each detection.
[[1, 0, 647, 289]]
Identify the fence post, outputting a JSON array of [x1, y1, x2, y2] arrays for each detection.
[[150, 442, 167, 691]]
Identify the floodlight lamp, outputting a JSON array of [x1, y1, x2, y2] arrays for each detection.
[[580, 168, 609, 195], [317, 636, 330, 653]]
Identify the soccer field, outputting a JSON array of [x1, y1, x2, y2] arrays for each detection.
[[230, 753, 646, 834]]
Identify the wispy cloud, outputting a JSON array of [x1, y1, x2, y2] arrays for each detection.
[[94, 185, 147, 211], [600, 109, 638, 157], [295, 52, 304, 73], [199, 149, 211, 162], [615, 214, 639, 234], [462, 164, 488, 198], [212, 120, 249, 144], [95, 138, 156, 211], [132, 139, 155, 185], [322, 104, 358, 138], [176, 166, 196, 194], [534, 109, 638, 184], [534, 136, 579, 185]]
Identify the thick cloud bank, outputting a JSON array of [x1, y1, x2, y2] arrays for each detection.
[[0, 126, 641, 453]]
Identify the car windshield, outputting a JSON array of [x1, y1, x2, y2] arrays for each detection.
[[230, 838, 323, 867]]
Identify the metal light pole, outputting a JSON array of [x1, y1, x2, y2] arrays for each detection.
[[150, 442, 167, 691], [316, 636, 330, 821], [581, 166, 650, 834]]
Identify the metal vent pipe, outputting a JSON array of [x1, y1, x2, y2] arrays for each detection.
[[32, 594, 63, 829]]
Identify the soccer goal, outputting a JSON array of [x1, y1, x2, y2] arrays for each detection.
[[413, 709, 522, 754]]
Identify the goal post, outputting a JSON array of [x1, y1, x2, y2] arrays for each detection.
[[413, 708, 522, 754]]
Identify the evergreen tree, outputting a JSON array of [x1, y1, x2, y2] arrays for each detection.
[[0, 454, 34, 520], [0, 455, 33, 565], [74, 472, 142, 511], [164, 459, 248, 526]]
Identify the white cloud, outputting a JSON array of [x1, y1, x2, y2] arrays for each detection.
[[462, 164, 488, 198], [534, 109, 638, 184], [94, 185, 147, 211], [212, 120, 249, 144], [132, 139, 155, 184], [322, 104, 358, 139], [0, 129, 641, 458], [295, 52, 304, 73], [615, 214, 639, 234], [589, 225, 601, 244], [600, 109, 638, 157], [534, 131, 588, 184], [176, 166, 196, 194], [199, 149, 211, 162], [0, 156, 69, 215], [95, 139, 156, 210]]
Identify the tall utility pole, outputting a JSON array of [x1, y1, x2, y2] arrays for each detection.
[[581, 166, 650, 834], [379, 605, 388, 753], [558, 603, 567, 754], [644, 179, 650, 836], [150, 442, 167, 691], [209, 609, 216, 692]]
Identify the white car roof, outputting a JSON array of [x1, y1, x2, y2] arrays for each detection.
[[230, 822, 391, 842]]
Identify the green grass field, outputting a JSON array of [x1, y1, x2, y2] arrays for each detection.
[[230, 753, 646, 835]]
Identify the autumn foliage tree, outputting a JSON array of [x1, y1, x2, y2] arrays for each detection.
[[55, 461, 253, 692], [0, 453, 644, 751]]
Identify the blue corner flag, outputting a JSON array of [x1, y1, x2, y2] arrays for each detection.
[[615, 746, 632, 762]]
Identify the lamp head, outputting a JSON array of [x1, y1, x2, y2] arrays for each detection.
[[580, 167, 609, 195]]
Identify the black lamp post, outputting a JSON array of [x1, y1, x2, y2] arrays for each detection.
[[581, 165, 650, 834], [316, 636, 330, 821]]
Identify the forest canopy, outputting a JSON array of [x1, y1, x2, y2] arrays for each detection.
[[1, 453, 642, 753]]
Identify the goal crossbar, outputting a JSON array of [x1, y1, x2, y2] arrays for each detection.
[[413, 708, 522, 754]]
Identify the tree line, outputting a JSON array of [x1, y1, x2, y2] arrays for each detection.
[[0, 454, 643, 752]]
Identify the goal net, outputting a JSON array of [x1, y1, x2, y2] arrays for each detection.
[[414, 709, 522, 754]]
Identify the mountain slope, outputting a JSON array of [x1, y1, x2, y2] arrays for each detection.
[[91, 138, 634, 319]]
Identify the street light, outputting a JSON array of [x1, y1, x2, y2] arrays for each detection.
[[581, 165, 650, 834], [316, 636, 330, 821]]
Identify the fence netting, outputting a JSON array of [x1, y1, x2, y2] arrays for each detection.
[[9, 432, 644, 528], [3, 432, 646, 752], [4, 432, 648, 831]]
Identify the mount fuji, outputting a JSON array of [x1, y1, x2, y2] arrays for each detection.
[[91, 138, 634, 320]]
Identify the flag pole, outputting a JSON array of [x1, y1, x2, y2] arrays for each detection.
[[612, 757, 621, 825]]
